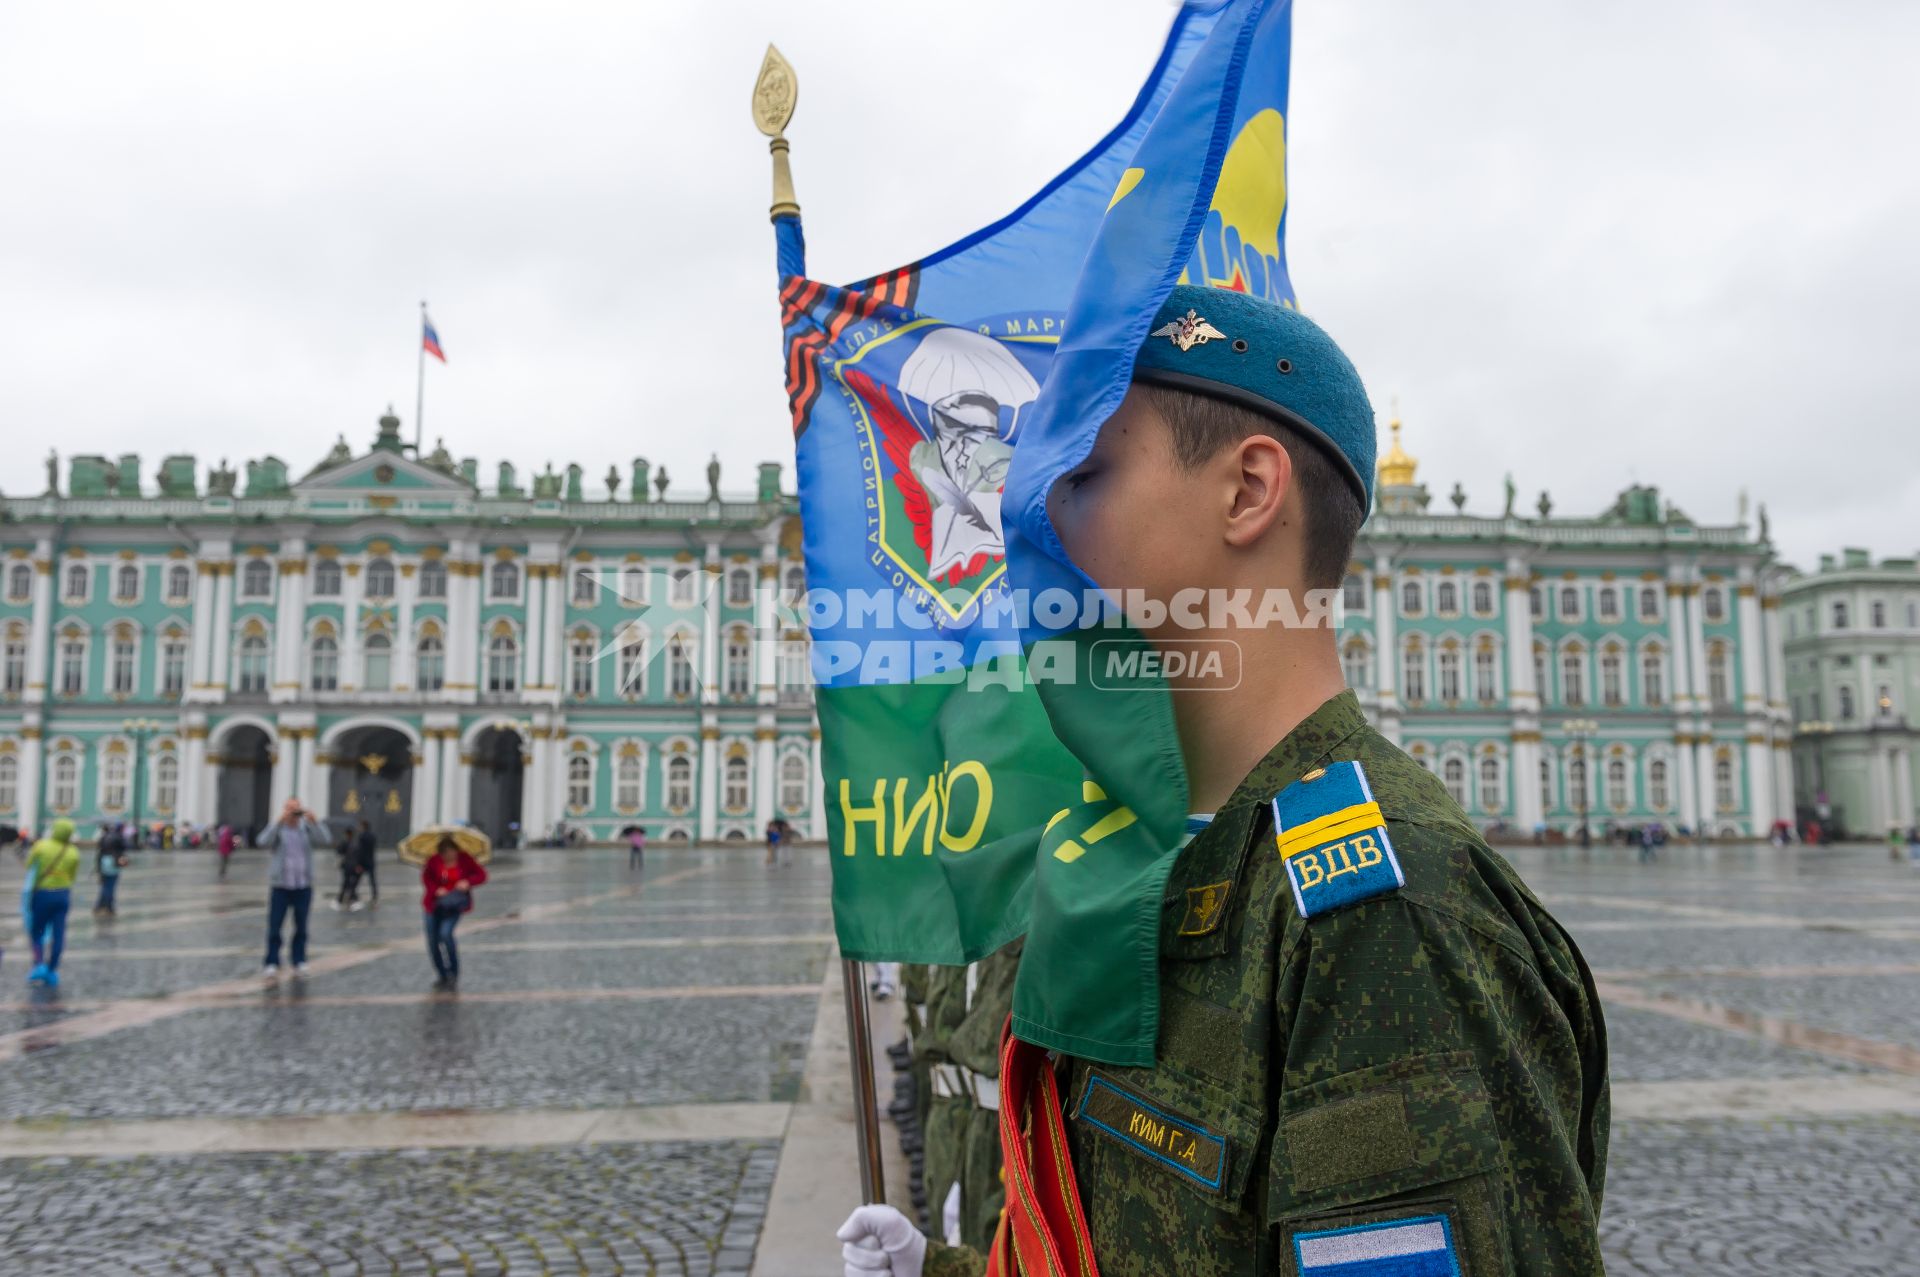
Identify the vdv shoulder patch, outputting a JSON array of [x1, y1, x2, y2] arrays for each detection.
[[1271, 760, 1404, 920], [1293, 1214, 1462, 1277]]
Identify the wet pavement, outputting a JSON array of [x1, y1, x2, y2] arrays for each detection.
[[1, 839, 1917, 1274]]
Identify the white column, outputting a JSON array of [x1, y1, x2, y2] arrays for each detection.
[[1774, 741, 1796, 827], [17, 730, 43, 830], [1695, 738, 1719, 832], [208, 565, 235, 690], [271, 542, 307, 701], [753, 729, 777, 829], [698, 728, 720, 841], [298, 730, 322, 809], [24, 538, 54, 705], [1675, 733, 1699, 833], [1735, 577, 1765, 716], [1665, 574, 1695, 711], [522, 564, 546, 694], [1868, 748, 1892, 832], [269, 725, 296, 812], [446, 545, 480, 700], [543, 566, 566, 694], [189, 556, 217, 690], [415, 733, 440, 834], [809, 728, 826, 840], [1685, 587, 1711, 723], [1895, 747, 1915, 832], [339, 561, 364, 692], [179, 728, 206, 825], [1370, 557, 1399, 744], [1503, 560, 1542, 831], [1745, 733, 1773, 835], [440, 731, 464, 824], [523, 731, 549, 839], [394, 563, 417, 694]]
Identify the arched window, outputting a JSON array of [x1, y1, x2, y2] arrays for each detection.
[[667, 755, 693, 811], [1568, 755, 1588, 805], [727, 566, 754, 606], [1648, 759, 1670, 811], [569, 634, 596, 697], [64, 563, 90, 601], [363, 632, 392, 692], [1473, 646, 1497, 702], [313, 558, 342, 596], [7, 564, 31, 601], [0, 752, 17, 812], [1714, 756, 1736, 812], [115, 563, 140, 601], [486, 633, 518, 693], [1560, 650, 1585, 706], [1639, 586, 1660, 621], [1341, 638, 1371, 690], [1471, 580, 1494, 616], [417, 559, 447, 599], [618, 628, 647, 698], [725, 630, 752, 697], [241, 559, 273, 598], [1606, 758, 1629, 809], [670, 566, 697, 607], [110, 631, 137, 694], [1600, 647, 1624, 706], [365, 558, 396, 599], [1533, 644, 1548, 702], [1596, 588, 1618, 621], [489, 560, 520, 600], [166, 564, 192, 601], [567, 753, 593, 811], [1442, 756, 1467, 808], [783, 563, 806, 602], [4, 630, 28, 694], [1539, 756, 1554, 813], [572, 565, 599, 605], [1641, 649, 1665, 707], [622, 565, 648, 603], [1401, 642, 1426, 703], [724, 755, 750, 812], [615, 749, 644, 810], [59, 631, 86, 694], [668, 635, 695, 698], [1478, 757, 1502, 811], [51, 753, 79, 811], [780, 753, 809, 813], [237, 635, 270, 693], [1435, 581, 1459, 616], [415, 634, 445, 692], [155, 751, 180, 814], [1342, 574, 1367, 613], [1399, 581, 1423, 617], [780, 639, 811, 698], [1437, 647, 1462, 701], [1529, 586, 1544, 621], [102, 749, 130, 811], [1558, 586, 1579, 620], [1702, 588, 1725, 623], [1707, 644, 1731, 706], [310, 634, 339, 692]]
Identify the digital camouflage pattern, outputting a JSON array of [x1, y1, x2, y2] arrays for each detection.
[[919, 965, 974, 1235], [925, 690, 1609, 1276], [948, 941, 1022, 1250]]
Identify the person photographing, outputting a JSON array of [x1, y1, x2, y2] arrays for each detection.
[[421, 835, 487, 991]]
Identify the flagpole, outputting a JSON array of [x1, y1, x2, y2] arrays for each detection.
[[415, 299, 427, 455]]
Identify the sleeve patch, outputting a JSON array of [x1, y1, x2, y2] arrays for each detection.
[[1177, 879, 1233, 935], [1294, 1215, 1462, 1276], [1271, 760, 1404, 919]]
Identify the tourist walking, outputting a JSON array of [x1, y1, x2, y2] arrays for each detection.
[[354, 820, 379, 906], [24, 818, 80, 987], [93, 828, 126, 917], [217, 823, 236, 880], [625, 824, 647, 870], [421, 835, 487, 991], [764, 817, 782, 868], [259, 798, 327, 979]]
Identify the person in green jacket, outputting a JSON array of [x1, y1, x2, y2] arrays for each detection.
[[24, 818, 80, 987]]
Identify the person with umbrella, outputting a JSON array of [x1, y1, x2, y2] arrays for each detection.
[[400, 825, 491, 992], [622, 824, 646, 870]]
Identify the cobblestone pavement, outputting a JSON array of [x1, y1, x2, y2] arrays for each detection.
[[3, 839, 1920, 1274]]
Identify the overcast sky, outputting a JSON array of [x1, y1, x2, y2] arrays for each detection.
[[2, 0, 1914, 571]]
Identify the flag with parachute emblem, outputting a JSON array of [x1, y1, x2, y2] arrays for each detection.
[[773, 4, 1231, 966]]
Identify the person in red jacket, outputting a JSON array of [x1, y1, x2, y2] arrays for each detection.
[[420, 836, 487, 991]]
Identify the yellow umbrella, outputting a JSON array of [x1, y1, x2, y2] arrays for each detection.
[[397, 824, 493, 866]]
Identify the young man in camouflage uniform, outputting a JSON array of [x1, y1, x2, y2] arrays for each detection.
[[841, 286, 1609, 1276]]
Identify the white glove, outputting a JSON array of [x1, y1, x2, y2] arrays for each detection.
[[837, 1204, 927, 1277]]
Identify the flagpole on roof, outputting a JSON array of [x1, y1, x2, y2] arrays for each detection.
[[415, 300, 428, 455]]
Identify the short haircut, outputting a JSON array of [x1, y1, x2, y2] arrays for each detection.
[[1134, 381, 1365, 588]]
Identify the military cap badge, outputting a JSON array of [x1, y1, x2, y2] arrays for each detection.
[[1148, 308, 1227, 352], [1271, 760, 1405, 919]]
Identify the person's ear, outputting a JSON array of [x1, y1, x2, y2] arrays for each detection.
[[1222, 434, 1293, 549]]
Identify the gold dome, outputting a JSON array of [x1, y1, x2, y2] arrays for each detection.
[[1377, 414, 1418, 488]]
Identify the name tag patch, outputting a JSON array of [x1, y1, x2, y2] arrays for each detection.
[[1271, 761, 1404, 919], [1294, 1215, 1462, 1277], [1075, 1074, 1227, 1192]]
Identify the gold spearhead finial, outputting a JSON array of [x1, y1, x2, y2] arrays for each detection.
[[752, 44, 801, 220]]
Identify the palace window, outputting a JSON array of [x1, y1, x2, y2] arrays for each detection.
[[1648, 759, 1670, 811], [310, 635, 340, 692], [1600, 648, 1623, 707], [1471, 580, 1494, 616], [1560, 651, 1585, 707], [670, 566, 697, 607], [1878, 684, 1895, 717], [724, 755, 750, 812], [64, 563, 90, 603], [667, 755, 693, 811], [1837, 684, 1855, 721], [780, 639, 811, 698], [1639, 586, 1660, 621], [572, 566, 599, 605], [1437, 647, 1462, 702], [236, 635, 270, 693], [566, 753, 592, 812], [1641, 649, 1665, 706], [1342, 638, 1371, 691], [0, 753, 16, 812], [725, 631, 752, 697], [622, 564, 649, 603], [1533, 645, 1548, 701], [154, 752, 179, 814], [488, 560, 520, 600], [1435, 581, 1459, 616], [668, 637, 695, 698], [1702, 587, 1726, 623], [115, 563, 140, 602], [1474, 646, 1498, 702], [102, 750, 129, 811], [417, 559, 447, 599], [313, 558, 342, 596], [1401, 643, 1426, 703], [362, 633, 392, 692], [59, 634, 86, 695], [783, 563, 806, 602], [727, 566, 754, 607], [415, 635, 445, 692], [166, 564, 192, 602], [1871, 599, 1887, 628], [1539, 757, 1554, 813], [365, 558, 396, 600], [780, 753, 809, 814], [1442, 757, 1467, 808], [1832, 601, 1850, 630], [1399, 581, 1423, 618], [1478, 756, 1502, 811], [486, 634, 519, 693], [1342, 574, 1367, 613], [1597, 588, 1618, 621], [52, 753, 79, 811], [3, 634, 26, 694], [1530, 586, 1544, 621], [618, 630, 647, 698], [1714, 756, 1736, 812], [1707, 645, 1731, 706], [615, 750, 644, 811], [1606, 758, 1629, 809], [6, 564, 30, 601], [241, 559, 273, 598], [1558, 586, 1580, 621], [110, 632, 136, 695], [1568, 755, 1588, 806]]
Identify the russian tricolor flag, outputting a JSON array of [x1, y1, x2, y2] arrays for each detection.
[[422, 313, 446, 363]]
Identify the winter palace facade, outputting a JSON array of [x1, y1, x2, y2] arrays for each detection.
[[1, 411, 1800, 845]]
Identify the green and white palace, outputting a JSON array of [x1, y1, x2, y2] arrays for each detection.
[[1, 410, 1815, 844], [0, 412, 821, 847]]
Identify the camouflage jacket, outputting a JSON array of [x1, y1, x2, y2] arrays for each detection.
[[926, 690, 1609, 1276]]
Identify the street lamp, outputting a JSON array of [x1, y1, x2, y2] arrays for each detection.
[[1562, 718, 1598, 849], [122, 717, 166, 847]]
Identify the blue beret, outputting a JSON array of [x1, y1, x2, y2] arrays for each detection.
[[1132, 284, 1377, 509]]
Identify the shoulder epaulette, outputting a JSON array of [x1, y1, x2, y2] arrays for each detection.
[[1270, 760, 1405, 919]]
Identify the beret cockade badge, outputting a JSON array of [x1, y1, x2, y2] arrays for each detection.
[[1149, 308, 1228, 352]]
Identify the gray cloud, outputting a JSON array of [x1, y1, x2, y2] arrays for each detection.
[[2, 0, 1913, 570]]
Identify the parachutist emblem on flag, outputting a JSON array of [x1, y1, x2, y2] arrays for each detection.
[[1149, 309, 1227, 352]]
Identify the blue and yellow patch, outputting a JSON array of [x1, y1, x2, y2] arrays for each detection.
[[1271, 760, 1404, 920]]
